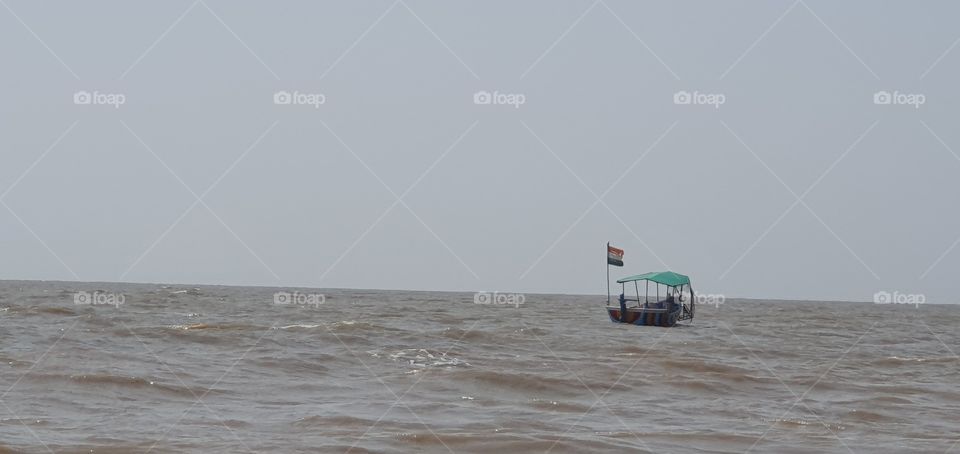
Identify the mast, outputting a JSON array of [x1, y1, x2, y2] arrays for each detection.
[[606, 242, 610, 305]]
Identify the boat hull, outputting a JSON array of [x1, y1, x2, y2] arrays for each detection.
[[606, 304, 681, 327]]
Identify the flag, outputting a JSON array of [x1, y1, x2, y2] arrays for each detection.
[[607, 244, 624, 267]]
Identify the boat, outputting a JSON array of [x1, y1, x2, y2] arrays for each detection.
[[604, 244, 695, 327]]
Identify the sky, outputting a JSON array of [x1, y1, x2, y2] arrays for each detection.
[[1, 1, 958, 303]]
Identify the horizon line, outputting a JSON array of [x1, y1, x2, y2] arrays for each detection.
[[1, 277, 949, 306]]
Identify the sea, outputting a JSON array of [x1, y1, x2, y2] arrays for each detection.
[[0, 280, 957, 453]]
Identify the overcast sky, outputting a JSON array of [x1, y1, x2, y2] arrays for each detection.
[[1, 1, 958, 303]]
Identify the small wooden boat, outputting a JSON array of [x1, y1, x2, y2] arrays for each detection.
[[606, 271, 695, 327], [604, 243, 695, 327]]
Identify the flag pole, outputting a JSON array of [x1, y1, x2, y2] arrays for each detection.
[[606, 242, 610, 305]]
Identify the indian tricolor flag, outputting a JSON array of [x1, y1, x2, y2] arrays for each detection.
[[607, 244, 624, 267]]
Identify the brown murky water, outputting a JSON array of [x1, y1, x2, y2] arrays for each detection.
[[1, 280, 958, 453]]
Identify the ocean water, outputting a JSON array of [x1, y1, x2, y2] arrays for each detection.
[[0, 280, 957, 453]]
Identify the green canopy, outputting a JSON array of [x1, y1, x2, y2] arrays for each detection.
[[616, 271, 690, 287]]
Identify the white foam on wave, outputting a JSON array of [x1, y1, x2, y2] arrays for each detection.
[[886, 356, 956, 363], [383, 348, 470, 369], [278, 324, 322, 330]]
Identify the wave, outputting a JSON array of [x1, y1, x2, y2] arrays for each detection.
[[527, 398, 591, 413], [670, 377, 736, 393], [440, 327, 500, 342], [327, 320, 385, 331], [292, 415, 374, 429], [389, 432, 634, 453], [249, 355, 332, 374], [278, 324, 322, 330], [845, 409, 894, 423], [24, 306, 78, 316], [166, 322, 263, 331], [659, 358, 776, 386], [0, 356, 31, 368], [449, 370, 597, 396], [873, 356, 959, 366], [512, 326, 551, 336], [220, 419, 252, 429], [764, 416, 811, 427], [320, 320, 410, 337], [170, 323, 214, 330], [0, 417, 48, 426], [23, 372, 213, 397], [368, 348, 470, 369], [858, 395, 915, 405], [167, 288, 203, 296]]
